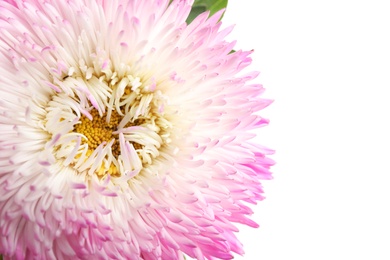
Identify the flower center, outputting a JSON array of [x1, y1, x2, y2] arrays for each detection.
[[43, 60, 173, 180], [73, 108, 138, 159], [74, 109, 119, 155]]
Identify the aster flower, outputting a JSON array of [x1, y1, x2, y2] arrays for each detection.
[[0, 0, 273, 259]]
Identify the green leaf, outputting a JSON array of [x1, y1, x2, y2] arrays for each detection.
[[186, 0, 228, 24], [186, 5, 207, 23]]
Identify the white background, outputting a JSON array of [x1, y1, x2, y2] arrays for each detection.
[[222, 1, 390, 259]]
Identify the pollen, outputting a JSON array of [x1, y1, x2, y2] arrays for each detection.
[[74, 109, 122, 158]]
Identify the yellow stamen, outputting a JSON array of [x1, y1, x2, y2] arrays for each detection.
[[74, 109, 122, 157]]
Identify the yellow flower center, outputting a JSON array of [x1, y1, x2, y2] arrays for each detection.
[[73, 109, 122, 158], [72, 107, 146, 177], [44, 54, 173, 180]]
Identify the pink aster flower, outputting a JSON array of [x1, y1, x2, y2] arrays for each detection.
[[0, 0, 273, 259]]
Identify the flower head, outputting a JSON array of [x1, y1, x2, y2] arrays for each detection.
[[0, 0, 273, 259]]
